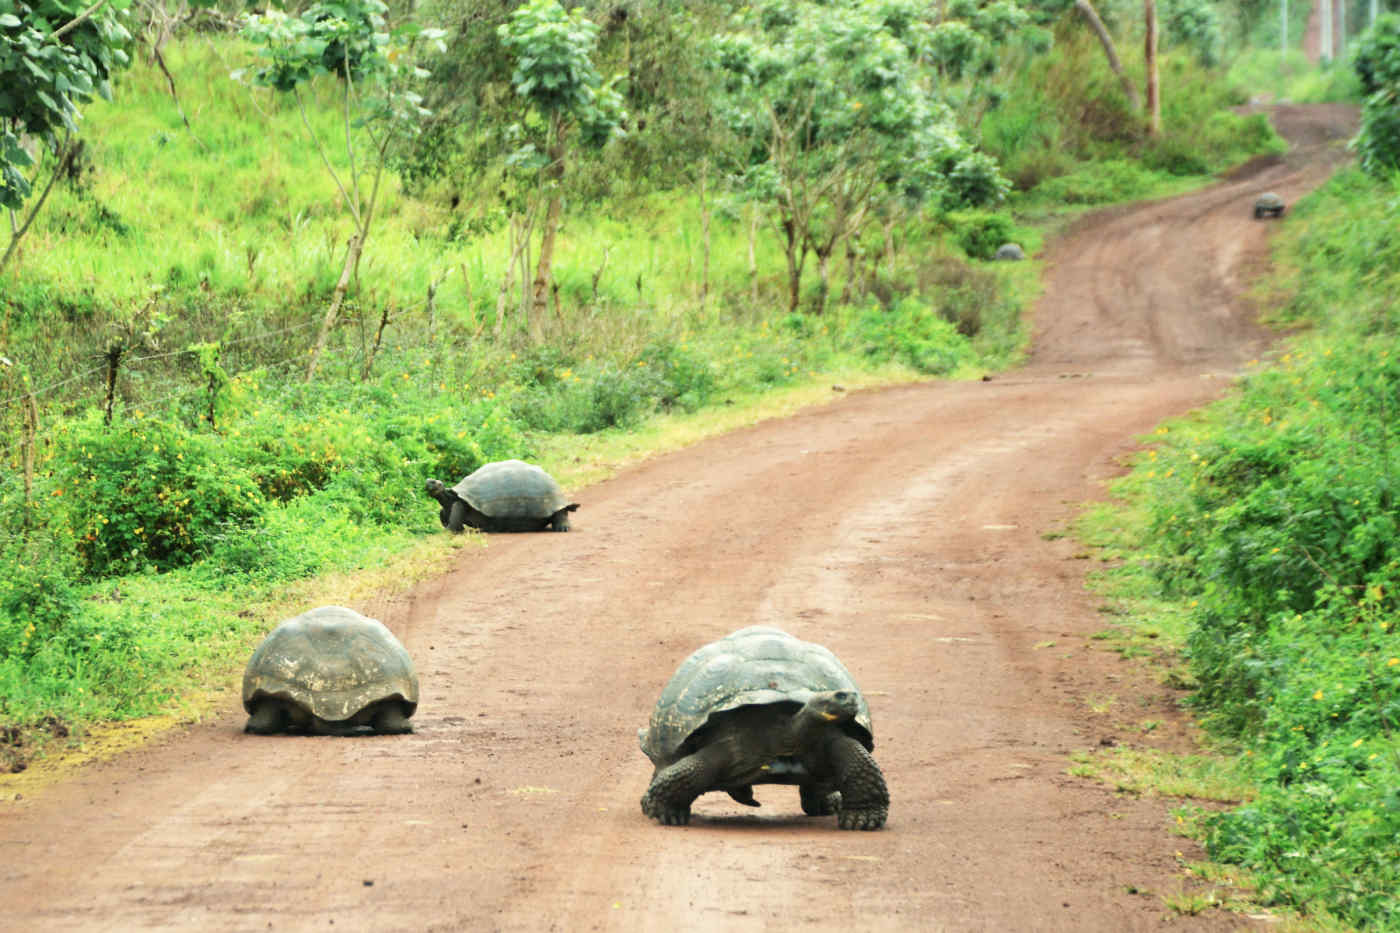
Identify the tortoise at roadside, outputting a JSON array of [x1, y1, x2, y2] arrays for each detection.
[[638, 625, 889, 830], [425, 459, 578, 533], [241, 606, 418, 735], [1253, 192, 1286, 220]]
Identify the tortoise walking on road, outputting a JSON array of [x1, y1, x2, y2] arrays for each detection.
[[426, 460, 578, 533], [1253, 192, 1286, 219], [242, 606, 419, 735], [638, 626, 889, 830]]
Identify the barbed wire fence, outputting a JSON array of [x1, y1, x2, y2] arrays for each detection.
[[1, 287, 456, 522]]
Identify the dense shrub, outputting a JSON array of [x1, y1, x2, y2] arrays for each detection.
[[944, 209, 1016, 260], [50, 413, 267, 576], [1354, 15, 1400, 175], [857, 297, 973, 374]]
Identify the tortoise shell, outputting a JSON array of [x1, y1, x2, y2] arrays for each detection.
[[451, 459, 572, 520], [241, 606, 418, 724], [639, 626, 873, 768]]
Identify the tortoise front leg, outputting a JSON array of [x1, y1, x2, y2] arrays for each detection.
[[641, 745, 728, 826], [244, 700, 287, 735], [371, 702, 414, 735], [446, 500, 469, 533], [825, 734, 889, 830], [549, 503, 579, 532]]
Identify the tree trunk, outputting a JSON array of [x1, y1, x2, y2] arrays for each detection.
[[884, 215, 896, 278], [530, 124, 567, 338], [1144, 0, 1161, 136], [1320, 0, 1333, 62], [495, 216, 519, 338], [1074, 0, 1142, 110], [306, 232, 363, 381], [20, 393, 38, 529], [699, 160, 711, 313], [748, 205, 759, 305], [840, 239, 857, 304], [781, 219, 806, 313], [814, 248, 831, 315]]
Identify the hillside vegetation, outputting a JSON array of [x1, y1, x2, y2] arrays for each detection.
[[7, 0, 1397, 926]]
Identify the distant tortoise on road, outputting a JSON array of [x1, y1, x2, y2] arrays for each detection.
[[638, 626, 889, 830], [1253, 192, 1286, 219], [425, 459, 578, 533], [994, 242, 1026, 261], [242, 606, 418, 735]]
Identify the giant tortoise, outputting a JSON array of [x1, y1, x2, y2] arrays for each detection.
[[1253, 192, 1286, 220], [638, 626, 889, 830], [241, 606, 418, 735], [426, 460, 578, 533]]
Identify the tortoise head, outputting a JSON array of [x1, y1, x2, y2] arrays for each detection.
[[424, 478, 448, 501], [803, 690, 860, 724]]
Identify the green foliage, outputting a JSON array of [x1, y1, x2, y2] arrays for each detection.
[[944, 208, 1017, 260], [982, 31, 1283, 200], [50, 412, 268, 576], [0, 0, 134, 274], [856, 297, 973, 374], [1092, 168, 1400, 928], [0, 0, 133, 209], [709, 0, 1013, 309], [497, 0, 625, 145], [1159, 0, 1223, 68], [1354, 14, 1400, 176]]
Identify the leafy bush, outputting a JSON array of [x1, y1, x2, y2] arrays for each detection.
[[1354, 15, 1400, 175], [944, 209, 1016, 260], [638, 339, 719, 413], [1159, 0, 1223, 67], [1033, 159, 1160, 204], [0, 533, 82, 659], [50, 413, 267, 576], [857, 297, 972, 374]]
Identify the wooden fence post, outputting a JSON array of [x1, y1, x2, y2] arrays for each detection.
[[103, 342, 124, 426], [21, 392, 38, 529]]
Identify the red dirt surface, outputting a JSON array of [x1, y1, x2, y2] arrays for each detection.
[[0, 104, 1357, 931]]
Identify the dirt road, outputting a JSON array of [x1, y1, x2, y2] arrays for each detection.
[[0, 104, 1357, 932]]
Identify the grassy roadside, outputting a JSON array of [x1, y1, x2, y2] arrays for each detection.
[[1065, 164, 1400, 930], [0, 361, 933, 798]]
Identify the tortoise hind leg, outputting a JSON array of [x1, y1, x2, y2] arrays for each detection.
[[371, 702, 414, 735], [641, 745, 727, 826], [244, 700, 288, 735]]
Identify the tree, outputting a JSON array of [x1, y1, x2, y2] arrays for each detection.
[[236, 0, 446, 380], [1, 0, 134, 273], [497, 0, 625, 333], [1145, 0, 1161, 137], [1073, 0, 1141, 110], [710, 0, 1009, 313]]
